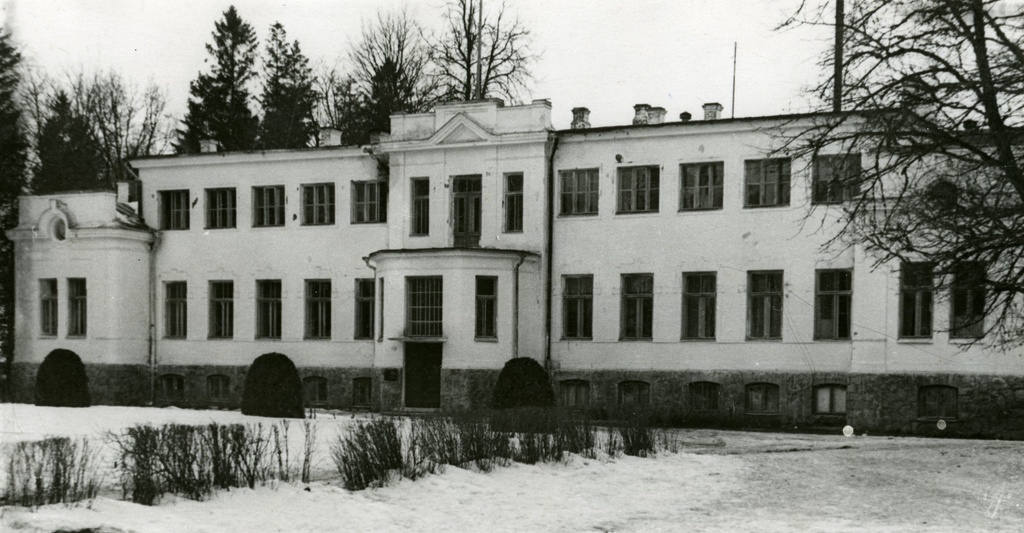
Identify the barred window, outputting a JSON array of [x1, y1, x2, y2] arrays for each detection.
[[559, 169, 599, 215], [679, 162, 724, 210], [205, 188, 236, 229], [160, 190, 190, 230], [256, 280, 282, 339], [475, 276, 497, 339], [352, 180, 388, 223], [39, 279, 57, 337], [253, 185, 285, 227], [621, 274, 653, 340], [504, 173, 524, 232], [748, 271, 783, 340], [682, 273, 716, 340], [815, 270, 852, 340], [410, 178, 430, 236], [165, 281, 187, 338], [302, 183, 335, 225], [744, 158, 791, 207], [563, 275, 593, 339], [209, 281, 234, 339], [618, 166, 660, 213], [67, 278, 87, 337], [406, 276, 443, 337], [354, 279, 375, 339], [305, 280, 331, 339]]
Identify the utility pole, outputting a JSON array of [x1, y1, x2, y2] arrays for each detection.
[[833, 0, 844, 113], [731, 42, 737, 118], [476, 0, 484, 100]]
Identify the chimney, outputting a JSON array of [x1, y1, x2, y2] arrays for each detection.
[[199, 139, 220, 153], [571, 107, 591, 129], [702, 102, 724, 121], [648, 107, 667, 125], [319, 128, 343, 146], [679, 112, 692, 122], [632, 103, 651, 125]]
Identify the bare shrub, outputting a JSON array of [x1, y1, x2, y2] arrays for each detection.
[[619, 414, 656, 458], [330, 418, 402, 490], [300, 420, 317, 484], [230, 423, 272, 489], [111, 425, 162, 505], [2, 437, 101, 508], [555, 412, 597, 460]]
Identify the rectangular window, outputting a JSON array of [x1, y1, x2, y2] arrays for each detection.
[[814, 384, 847, 414], [165, 281, 187, 339], [504, 173, 524, 232], [303, 377, 328, 406], [745, 383, 780, 414], [305, 280, 332, 339], [352, 180, 388, 223], [160, 190, 190, 230], [410, 178, 430, 236], [618, 381, 650, 406], [900, 263, 933, 339], [682, 272, 716, 340], [919, 385, 957, 419], [406, 276, 442, 337], [560, 380, 590, 408], [679, 162, 724, 211], [352, 377, 372, 407], [621, 273, 654, 340], [205, 188, 236, 229], [256, 280, 282, 339], [475, 276, 498, 339], [815, 270, 852, 340], [617, 166, 660, 213], [559, 168, 599, 215], [209, 281, 234, 339], [378, 277, 385, 341], [302, 183, 335, 225], [950, 263, 985, 339], [354, 279, 375, 340], [689, 382, 720, 412], [40, 279, 57, 337], [452, 175, 482, 247], [67, 278, 87, 337], [562, 275, 593, 340], [160, 374, 185, 403], [812, 154, 861, 204], [252, 185, 285, 227], [748, 271, 783, 340], [207, 374, 230, 402], [744, 158, 791, 207]]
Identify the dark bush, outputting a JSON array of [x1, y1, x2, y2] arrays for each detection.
[[491, 357, 554, 409], [241, 353, 304, 418], [35, 349, 91, 407]]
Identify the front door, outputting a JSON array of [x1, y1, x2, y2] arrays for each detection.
[[404, 342, 442, 408], [453, 175, 481, 247]]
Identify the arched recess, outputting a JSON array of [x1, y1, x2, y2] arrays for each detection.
[[35, 349, 91, 407], [241, 352, 304, 418]]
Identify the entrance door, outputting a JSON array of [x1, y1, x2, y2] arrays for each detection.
[[404, 342, 442, 408], [453, 175, 481, 247]]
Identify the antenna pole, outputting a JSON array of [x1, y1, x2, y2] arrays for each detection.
[[476, 0, 484, 100], [834, 0, 844, 112], [731, 42, 737, 118]]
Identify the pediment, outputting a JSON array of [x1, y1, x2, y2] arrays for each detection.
[[430, 113, 497, 145]]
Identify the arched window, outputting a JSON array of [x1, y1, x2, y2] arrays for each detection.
[[689, 381, 721, 412], [352, 377, 372, 407], [617, 381, 650, 406], [207, 374, 230, 403], [303, 376, 328, 406], [160, 374, 185, 402], [560, 379, 590, 408], [745, 382, 779, 414], [813, 384, 846, 414], [918, 385, 957, 419]]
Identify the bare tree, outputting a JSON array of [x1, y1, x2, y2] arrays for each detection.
[[430, 0, 536, 103], [777, 0, 1024, 347]]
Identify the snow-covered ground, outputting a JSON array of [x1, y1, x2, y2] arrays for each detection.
[[2, 404, 1024, 532]]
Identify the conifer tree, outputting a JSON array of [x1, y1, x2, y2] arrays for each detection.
[[32, 91, 106, 193], [259, 23, 317, 149], [177, 5, 258, 153]]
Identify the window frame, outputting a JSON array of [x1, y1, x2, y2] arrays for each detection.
[[918, 385, 958, 419], [559, 168, 600, 216], [475, 276, 498, 340], [160, 374, 185, 403], [813, 384, 847, 415], [160, 190, 190, 230], [562, 275, 594, 340], [899, 262, 934, 339], [617, 165, 660, 214], [351, 180, 388, 224], [410, 178, 430, 236], [814, 269, 853, 340], [255, 280, 282, 340], [165, 281, 188, 339], [406, 276, 443, 337], [354, 278, 375, 340], [204, 188, 237, 229], [679, 162, 724, 211], [689, 381, 721, 413], [812, 153, 862, 205], [620, 273, 654, 340], [207, 374, 230, 403], [682, 272, 716, 340], [744, 158, 791, 208], [617, 380, 651, 406], [747, 271, 784, 341], [745, 382, 780, 415], [560, 379, 591, 409], [209, 280, 234, 339], [39, 278, 58, 337], [67, 278, 87, 338], [352, 377, 372, 408], [302, 183, 336, 226], [950, 263, 985, 339], [303, 376, 329, 407], [304, 279, 332, 340], [504, 173, 524, 232], [252, 185, 286, 228]]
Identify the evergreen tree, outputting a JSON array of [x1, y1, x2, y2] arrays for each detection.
[[0, 29, 29, 397], [176, 5, 258, 153], [259, 23, 317, 149], [32, 91, 106, 194]]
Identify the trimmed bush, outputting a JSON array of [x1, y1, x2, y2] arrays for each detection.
[[491, 357, 554, 409], [241, 353, 304, 418], [35, 349, 91, 407]]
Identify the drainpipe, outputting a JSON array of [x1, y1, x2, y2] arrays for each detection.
[[362, 256, 379, 341], [147, 233, 159, 405], [544, 135, 560, 373], [512, 253, 526, 359]]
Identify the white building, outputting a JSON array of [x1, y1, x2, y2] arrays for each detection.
[[8, 98, 1024, 437]]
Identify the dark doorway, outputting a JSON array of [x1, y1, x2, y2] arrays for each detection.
[[36, 349, 90, 407], [453, 175, 481, 247], [405, 342, 442, 408]]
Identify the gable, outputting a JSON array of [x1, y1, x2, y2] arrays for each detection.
[[430, 113, 497, 145], [439, 123, 488, 144]]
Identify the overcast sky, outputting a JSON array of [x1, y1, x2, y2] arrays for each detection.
[[2, 0, 831, 129]]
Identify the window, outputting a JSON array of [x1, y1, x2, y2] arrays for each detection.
[[560, 168, 600, 215], [617, 166, 659, 213], [747, 271, 783, 340], [504, 173, 524, 232], [165, 281, 187, 338], [918, 385, 957, 419], [352, 180, 387, 223], [302, 183, 335, 225], [160, 374, 185, 403], [679, 162, 724, 210], [160, 190, 190, 230], [682, 273, 716, 340], [39, 279, 57, 337], [207, 374, 230, 402], [67, 278, 87, 337], [452, 175, 481, 247], [814, 384, 847, 414], [815, 270, 852, 340], [407, 276, 442, 337], [256, 280, 282, 339], [305, 280, 331, 339], [900, 263, 933, 339], [205, 188, 236, 229], [410, 178, 429, 236], [560, 380, 590, 408], [744, 158, 791, 207], [378, 277, 385, 341], [475, 276, 498, 339], [812, 154, 861, 204], [252, 185, 285, 227], [352, 377, 372, 407], [621, 274, 653, 340], [354, 279, 375, 340], [689, 382, 721, 412], [303, 376, 328, 406], [745, 383, 780, 414], [618, 381, 650, 406], [562, 275, 593, 340], [951, 263, 985, 339], [209, 281, 234, 339]]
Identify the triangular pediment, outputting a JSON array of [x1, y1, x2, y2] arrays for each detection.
[[430, 113, 497, 145]]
